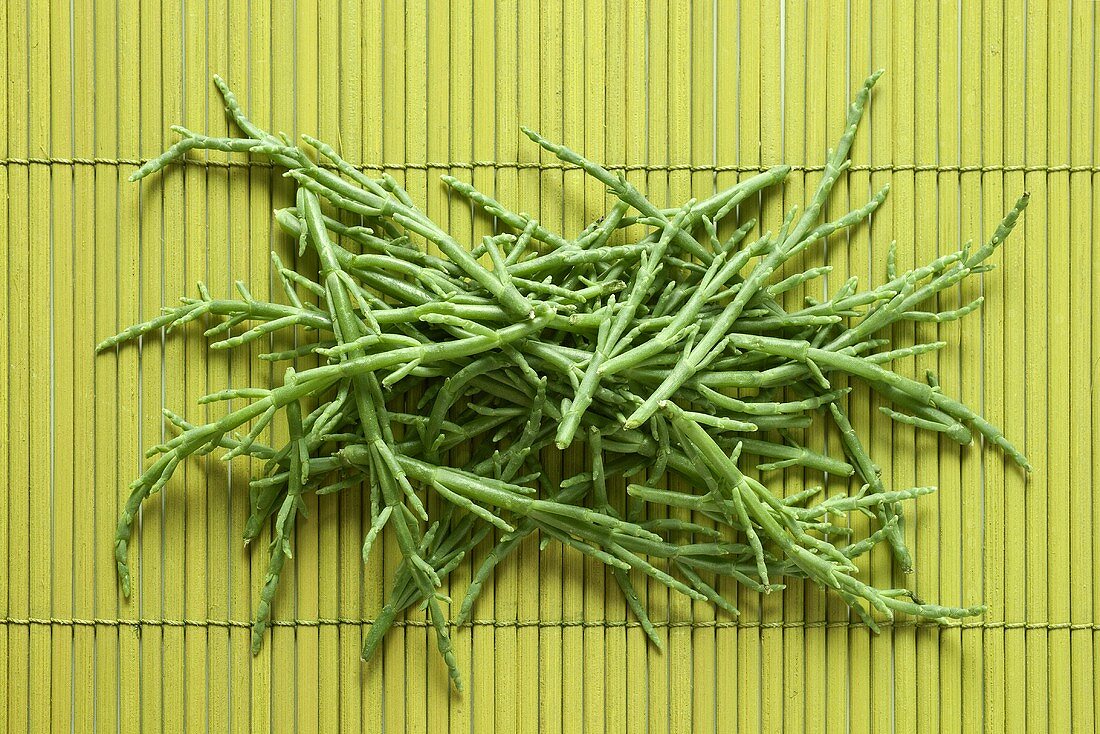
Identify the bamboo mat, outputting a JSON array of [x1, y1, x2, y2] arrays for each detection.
[[1, 1, 1097, 731]]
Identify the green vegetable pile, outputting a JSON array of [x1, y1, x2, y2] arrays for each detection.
[[100, 70, 1028, 689]]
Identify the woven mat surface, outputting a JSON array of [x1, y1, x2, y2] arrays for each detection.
[[1, 1, 1096, 731]]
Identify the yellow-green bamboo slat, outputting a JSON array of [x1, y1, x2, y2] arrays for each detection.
[[868, 5, 896, 731], [1025, 2, 1050, 731], [802, 6, 829, 730], [28, 1, 53, 728], [48, 0, 75, 726], [1045, 6, 1073, 734], [471, 0, 500, 727], [959, 0, 985, 729], [374, 0, 403, 712], [844, 2, 871, 730], [204, 0, 233, 726], [690, 2, 718, 728], [758, 4, 787, 729], [561, 0, 585, 704], [293, 148, 324, 734], [1003, 0, 1029, 728], [161, 3, 187, 729], [1047, 7, 1073, 734], [536, 2, 564, 731], [889, 6, 919, 731], [182, 4, 211, 728], [0, 0, 9, 724], [913, 5, 940, 728], [980, 1, 1008, 729], [289, 1, 321, 728], [377, 1, 412, 728], [712, 5, 741, 724], [224, 5, 257, 730], [824, 4, 852, 730], [492, 0, 522, 728], [1069, 2, 1097, 732], [601, 0, 629, 725], [515, 1, 542, 729], [392, 0, 431, 724], [360, 10, 387, 721], [563, 0, 589, 699], [1093, 6, 1100, 724], [667, 2, 694, 731], [333, 4, 366, 729], [579, 2, 608, 731], [425, 0, 455, 711], [780, 5, 809, 733], [645, 3, 671, 731], [622, 4, 649, 731], [115, 0, 141, 728], [736, 5, 763, 730], [269, 6, 299, 732], [244, 3, 274, 728], [3, 1, 27, 731], [71, 0, 99, 726], [311, 4, 343, 721], [936, 2, 963, 727], [446, 2, 476, 729], [136, 0, 165, 727]]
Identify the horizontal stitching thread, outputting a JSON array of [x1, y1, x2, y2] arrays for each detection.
[[2, 616, 1096, 632], [0, 156, 1097, 175]]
